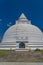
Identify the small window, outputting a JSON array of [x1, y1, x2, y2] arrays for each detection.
[[19, 42, 25, 48]]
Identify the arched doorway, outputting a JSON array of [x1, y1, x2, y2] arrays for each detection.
[[19, 42, 25, 48]]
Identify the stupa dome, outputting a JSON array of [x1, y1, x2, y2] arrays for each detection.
[[2, 13, 42, 44]]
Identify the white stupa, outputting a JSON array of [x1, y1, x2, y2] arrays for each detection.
[[0, 13, 43, 50]]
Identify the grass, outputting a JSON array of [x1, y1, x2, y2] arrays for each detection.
[[0, 50, 13, 56], [39, 50, 43, 52], [0, 49, 43, 56], [35, 49, 43, 52]]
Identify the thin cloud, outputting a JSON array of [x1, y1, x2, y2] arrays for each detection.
[[7, 22, 12, 27], [0, 19, 2, 21]]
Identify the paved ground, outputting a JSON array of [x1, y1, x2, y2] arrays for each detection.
[[0, 62, 43, 65]]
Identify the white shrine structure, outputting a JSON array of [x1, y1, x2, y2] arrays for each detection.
[[0, 13, 43, 50]]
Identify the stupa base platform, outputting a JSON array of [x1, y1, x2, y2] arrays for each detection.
[[15, 48, 32, 52]]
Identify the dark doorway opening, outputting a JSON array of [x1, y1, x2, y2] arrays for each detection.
[[19, 42, 25, 48]]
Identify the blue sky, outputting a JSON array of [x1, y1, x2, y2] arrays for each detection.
[[0, 0, 43, 41]]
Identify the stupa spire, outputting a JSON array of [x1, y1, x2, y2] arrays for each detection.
[[19, 13, 27, 19], [16, 13, 31, 24]]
